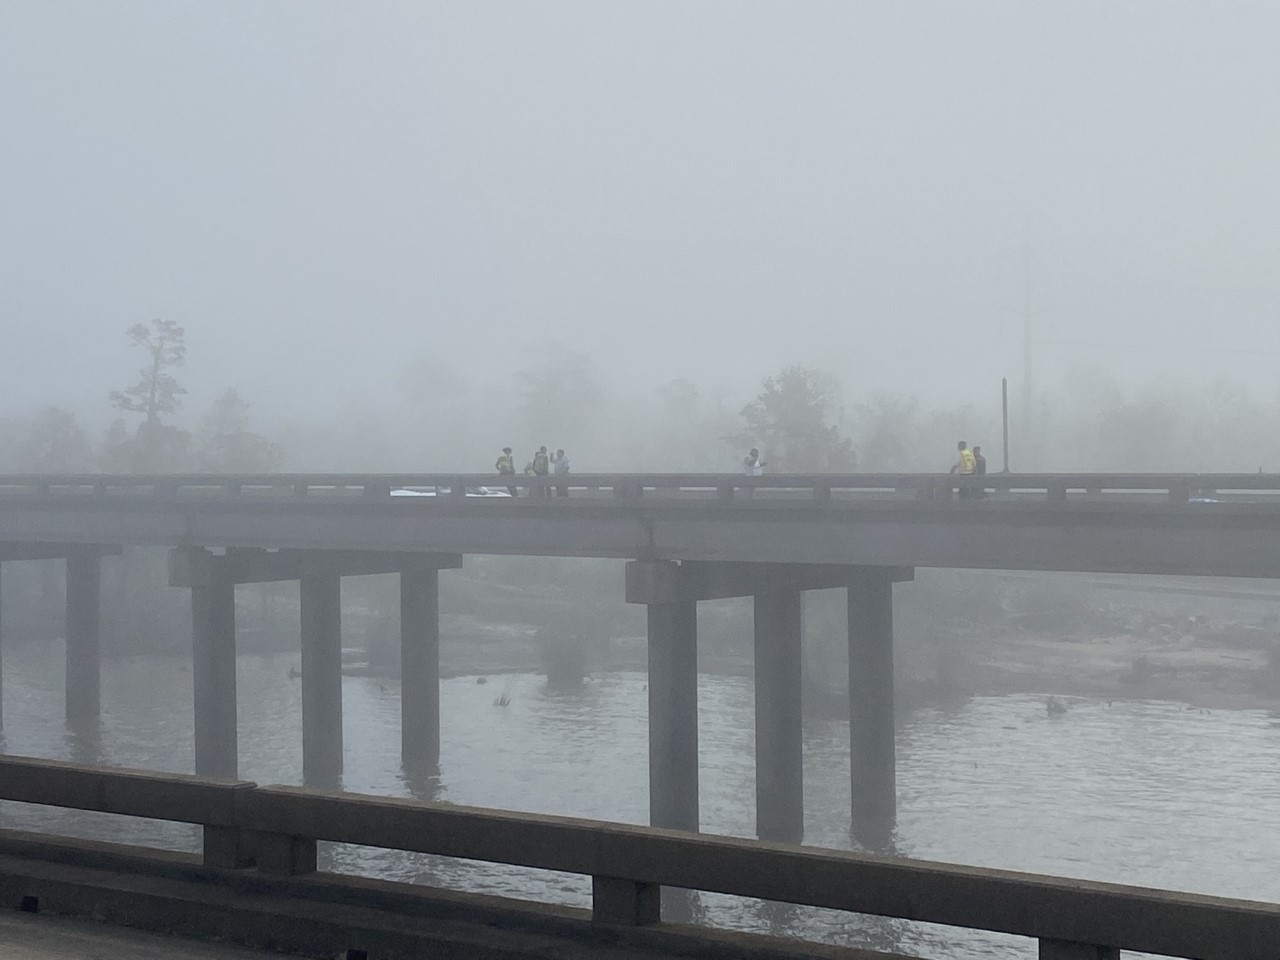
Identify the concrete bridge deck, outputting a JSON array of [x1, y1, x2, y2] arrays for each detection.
[[4, 471, 1280, 575]]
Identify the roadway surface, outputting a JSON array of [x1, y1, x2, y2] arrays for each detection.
[[0, 910, 296, 959]]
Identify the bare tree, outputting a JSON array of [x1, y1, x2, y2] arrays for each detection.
[[108, 319, 189, 470]]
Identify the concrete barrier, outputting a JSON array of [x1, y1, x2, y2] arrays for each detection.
[[0, 756, 1277, 959], [0, 756, 253, 826]]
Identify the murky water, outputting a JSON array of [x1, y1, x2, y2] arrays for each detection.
[[2, 640, 1278, 959]]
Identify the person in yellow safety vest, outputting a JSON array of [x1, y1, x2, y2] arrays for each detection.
[[495, 447, 517, 497], [951, 440, 976, 500], [530, 446, 550, 498]]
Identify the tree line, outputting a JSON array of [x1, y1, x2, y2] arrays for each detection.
[[1, 320, 280, 474], [3, 319, 1279, 476]]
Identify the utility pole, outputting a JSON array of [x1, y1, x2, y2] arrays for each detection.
[[1001, 377, 1010, 473], [1017, 216, 1047, 470], [1021, 216, 1033, 455]]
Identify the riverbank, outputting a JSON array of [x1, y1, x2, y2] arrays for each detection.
[[430, 592, 1280, 715]]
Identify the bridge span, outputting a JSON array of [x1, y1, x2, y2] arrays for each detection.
[[3, 471, 1280, 575], [1, 472, 1278, 852]]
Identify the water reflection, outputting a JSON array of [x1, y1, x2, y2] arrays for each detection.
[[64, 717, 102, 766], [400, 762, 443, 802], [850, 816, 898, 854]]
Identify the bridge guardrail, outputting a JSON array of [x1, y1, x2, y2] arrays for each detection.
[[2, 471, 1280, 505], [0, 755, 255, 866], [0, 754, 1275, 958]]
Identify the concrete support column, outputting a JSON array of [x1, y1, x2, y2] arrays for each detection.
[[189, 550, 238, 778], [64, 552, 101, 723], [400, 561, 440, 773], [300, 556, 343, 788], [848, 570, 896, 841], [647, 596, 699, 833], [753, 589, 804, 843]]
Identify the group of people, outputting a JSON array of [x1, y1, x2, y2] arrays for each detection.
[[950, 440, 988, 498], [492, 442, 989, 499], [495, 445, 569, 497]]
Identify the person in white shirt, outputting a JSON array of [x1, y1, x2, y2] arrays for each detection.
[[742, 448, 765, 499], [550, 449, 570, 497]]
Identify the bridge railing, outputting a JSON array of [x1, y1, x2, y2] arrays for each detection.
[[2, 471, 1280, 504], [0, 755, 1275, 958]]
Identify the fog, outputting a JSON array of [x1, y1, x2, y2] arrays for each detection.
[[6, 9, 1280, 953], [3, 1, 1279, 453]]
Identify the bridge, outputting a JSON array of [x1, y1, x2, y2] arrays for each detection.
[[2, 472, 1279, 851], [0, 754, 1274, 960]]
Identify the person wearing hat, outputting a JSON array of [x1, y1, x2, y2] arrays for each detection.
[[495, 446, 517, 497]]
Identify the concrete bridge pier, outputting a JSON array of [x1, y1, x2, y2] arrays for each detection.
[[399, 555, 463, 776], [753, 588, 803, 844], [645, 596, 700, 832], [299, 556, 343, 789], [627, 561, 911, 847], [627, 561, 701, 835], [0, 545, 120, 730], [171, 548, 461, 786], [175, 548, 239, 778], [847, 567, 910, 846]]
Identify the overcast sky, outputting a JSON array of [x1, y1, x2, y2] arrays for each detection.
[[2, 1, 1278, 427]]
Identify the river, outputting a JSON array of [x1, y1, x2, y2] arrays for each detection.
[[1, 639, 1277, 959]]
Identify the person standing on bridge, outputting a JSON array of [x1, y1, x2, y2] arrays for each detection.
[[972, 445, 987, 499], [531, 446, 551, 498], [551, 448, 570, 497], [496, 447, 517, 497], [742, 447, 766, 499], [951, 441, 976, 499]]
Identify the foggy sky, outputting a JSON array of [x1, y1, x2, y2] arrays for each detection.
[[3, 1, 1279, 428]]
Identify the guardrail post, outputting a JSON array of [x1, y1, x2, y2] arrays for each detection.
[[1038, 939, 1119, 959], [1047, 482, 1068, 502], [451, 479, 468, 498], [203, 824, 254, 870], [716, 483, 734, 501], [362, 481, 388, 498], [1168, 482, 1190, 504], [292, 481, 309, 497], [592, 876, 660, 926], [814, 482, 832, 502], [250, 831, 318, 876]]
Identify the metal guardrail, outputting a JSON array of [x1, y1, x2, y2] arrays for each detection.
[[0, 472, 1278, 504], [0, 755, 1275, 958]]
